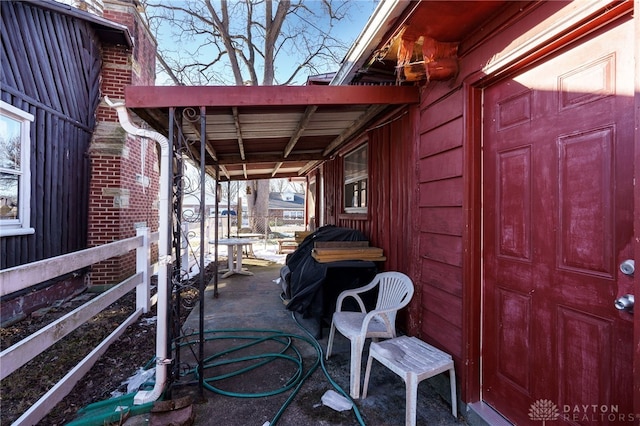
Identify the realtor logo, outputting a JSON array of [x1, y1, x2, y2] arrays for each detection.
[[529, 400, 638, 423], [529, 399, 560, 425]]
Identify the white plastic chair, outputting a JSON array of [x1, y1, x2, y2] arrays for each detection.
[[325, 271, 415, 398]]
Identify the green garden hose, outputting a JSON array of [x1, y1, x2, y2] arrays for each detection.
[[174, 313, 365, 426], [69, 316, 365, 426]]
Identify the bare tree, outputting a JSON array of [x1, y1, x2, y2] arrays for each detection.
[[291, 181, 305, 194], [270, 178, 305, 194], [141, 0, 369, 231], [141, 0, 361, 85], [269, 178, 288, 194]]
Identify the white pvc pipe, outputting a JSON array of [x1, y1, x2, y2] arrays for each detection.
[[104, 96, 170, 405]]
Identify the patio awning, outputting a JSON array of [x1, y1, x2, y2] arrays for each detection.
[[124, 85, 419, 181]]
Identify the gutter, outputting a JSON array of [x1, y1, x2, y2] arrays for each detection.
[[104, 97, 170, 405]]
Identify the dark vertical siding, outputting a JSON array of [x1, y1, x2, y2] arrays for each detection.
[[368, 109, 416, 274], [321, 160, 339, 226], [0, 1, 101, 268], [321, 98, 464, 351], [321, 107, 418, 329]]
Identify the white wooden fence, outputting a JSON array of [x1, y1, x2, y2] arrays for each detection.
[[0, 227, 159, 425]]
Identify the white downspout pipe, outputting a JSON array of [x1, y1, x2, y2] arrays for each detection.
[[104, 97, 171, 405]]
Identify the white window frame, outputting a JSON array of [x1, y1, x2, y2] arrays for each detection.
[[343, 143, 368, 214], [0, 101, 35, 237]]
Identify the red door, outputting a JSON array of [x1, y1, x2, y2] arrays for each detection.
[[482, 17, 635, 425]]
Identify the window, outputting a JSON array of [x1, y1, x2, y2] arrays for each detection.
[[0, 101, 34, 236], [343, 144, 367, 213], [283, 210, 303, 220]]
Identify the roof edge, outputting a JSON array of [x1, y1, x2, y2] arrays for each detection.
[[24, 0, 133, 47], [331, 0, 409, 86]]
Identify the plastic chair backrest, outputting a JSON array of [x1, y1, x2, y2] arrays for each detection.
[[373, 272, 415, 324]]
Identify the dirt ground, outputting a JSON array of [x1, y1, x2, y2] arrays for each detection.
[[0, 265, 210, 426]]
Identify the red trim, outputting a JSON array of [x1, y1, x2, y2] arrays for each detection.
[[125, 85, 420, 108], [480, 1, 633, 85], [633, 0, 640, 415], [461, 81, 483, 403]]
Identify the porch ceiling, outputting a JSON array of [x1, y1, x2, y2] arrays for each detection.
[[124, 85, 419, 181]]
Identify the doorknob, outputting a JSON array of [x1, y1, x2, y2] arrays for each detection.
[[614, 294, 634, 313], [619, 259, 634, 276]]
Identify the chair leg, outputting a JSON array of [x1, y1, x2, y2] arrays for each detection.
[[405, 374, 418, 426], [325, 320, 336, 360], [361, 353, 374, 399], [349, 338, 364, 399], [449, 367, 457, 418]]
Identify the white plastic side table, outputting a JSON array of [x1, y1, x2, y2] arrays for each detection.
[[362, 336, 457, 426], [215, 238, 255, 278]]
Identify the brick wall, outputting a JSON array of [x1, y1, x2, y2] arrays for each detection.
[[88, 0, 159, 286]]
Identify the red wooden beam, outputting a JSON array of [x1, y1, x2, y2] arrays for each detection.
[[124, 85, 420, 108]]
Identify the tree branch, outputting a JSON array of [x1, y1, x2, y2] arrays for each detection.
[[143, 0, 362, 86]]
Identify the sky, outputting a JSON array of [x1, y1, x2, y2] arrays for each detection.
[[149, 0, 380, 86]]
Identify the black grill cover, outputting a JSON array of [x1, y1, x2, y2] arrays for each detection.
[[280, 225, 377, 318]]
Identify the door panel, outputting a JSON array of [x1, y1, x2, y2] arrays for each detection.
[[482, 18, 635, 425], [558, 128, 614, 276]]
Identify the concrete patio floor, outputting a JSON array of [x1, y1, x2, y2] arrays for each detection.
[[162, 256, 470, 426]]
